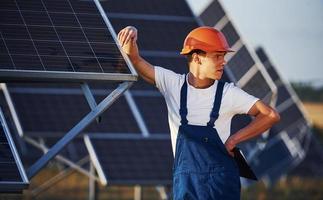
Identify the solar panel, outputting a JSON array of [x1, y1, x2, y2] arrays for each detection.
[[109, 18, 196, 52], [199, 0, 225, 27], [101, 0, 193, 16], [249, 138, 294, 182], [242, 71, 272, 99], [134, 96, 169, 134], [227, 46, 255, 80], [8, 90, 140, 137], [84, 134, 173, 185], [0, 107, 28, 193], [0, 0, 137, 83], [221, 22, 240, 47], [247, 47, 312, 183]]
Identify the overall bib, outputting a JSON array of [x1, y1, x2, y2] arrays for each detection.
[[173, 78, 241, 200]]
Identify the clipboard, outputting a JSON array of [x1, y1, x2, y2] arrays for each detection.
[[232, 147, 258, 180]]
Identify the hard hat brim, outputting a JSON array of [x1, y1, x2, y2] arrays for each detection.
[[180, 48, 235, 55]]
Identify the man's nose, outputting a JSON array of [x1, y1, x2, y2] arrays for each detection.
[[222, 58, 227, 66]]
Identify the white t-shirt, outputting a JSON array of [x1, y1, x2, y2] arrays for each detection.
[[155, 66, 259, 156]]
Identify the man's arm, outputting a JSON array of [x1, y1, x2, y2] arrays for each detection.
[[117, 26, 155, 85], [225, 100, 280, 156]]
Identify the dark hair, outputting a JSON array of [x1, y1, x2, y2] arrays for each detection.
[[186, 49, 206, 63]]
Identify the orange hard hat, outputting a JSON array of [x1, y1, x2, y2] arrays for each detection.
[[180, 26, 234, 55]]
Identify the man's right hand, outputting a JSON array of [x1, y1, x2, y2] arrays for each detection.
[[117, 26, 156, 85], [117, 26, 138, 56]]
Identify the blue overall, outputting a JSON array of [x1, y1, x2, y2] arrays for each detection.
[[173, 79, 241, 200]]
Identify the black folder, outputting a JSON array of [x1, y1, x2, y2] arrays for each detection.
[[232, 147, 258, 180]]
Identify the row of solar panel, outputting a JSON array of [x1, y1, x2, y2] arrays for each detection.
[[0, 0, 311, 190], [7, 86, 303, 137]]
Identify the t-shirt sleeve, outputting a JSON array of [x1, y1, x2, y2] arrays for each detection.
[[154, 66, 181, 96], [226, 83, 259, 114]]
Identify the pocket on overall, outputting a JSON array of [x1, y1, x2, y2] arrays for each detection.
[[174, 124, 232, 174]]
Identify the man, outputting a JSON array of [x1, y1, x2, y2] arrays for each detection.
[[118, 26, 280, 199]]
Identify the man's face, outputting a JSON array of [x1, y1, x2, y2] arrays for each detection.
[[199, 51, 227, 80]]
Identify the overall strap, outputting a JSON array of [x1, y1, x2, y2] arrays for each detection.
[[179, 75, 188, 125], [207, 81, 225, 127]]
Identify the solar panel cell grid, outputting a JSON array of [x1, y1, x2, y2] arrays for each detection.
[[266, 66, 280, 83], [199, 0, 225, 26], [221, 22, 239, 47], [227, 46, 255, 80], [23, 11, 52, 25], [242, 71, 271, 99], [274, 104, 304, 133], [276, 85, 292, 105], [102, 0, 192, 16], [145, 57, 188, 74], [0, 0, 133, 82], [130, 79, 157, 91], [90, 138, 173, 183], [134, 97, 169, 134], [10, 92, 140, 135], [252, 140, 291, 176], [109, 18, 197, 51], [255, 47, 267, 63], [0, 124, 21, 181]]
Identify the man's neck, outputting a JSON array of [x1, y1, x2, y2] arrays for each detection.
[[188, 72, 214, 89]]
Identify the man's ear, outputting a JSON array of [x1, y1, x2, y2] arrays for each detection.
[[192, 53, 202, 65]]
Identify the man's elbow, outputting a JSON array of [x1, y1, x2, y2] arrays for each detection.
[[268, 108, 280, 124]]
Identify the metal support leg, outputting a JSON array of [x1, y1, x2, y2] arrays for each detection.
[[134, 185, 142, 200], [156, 186, 168, 200], [27, 82, 132, 179], [30, 156, 90, 197], [81, 83, 101, 123], [89, 162, 96, 200], [24, 136, 99, 181]]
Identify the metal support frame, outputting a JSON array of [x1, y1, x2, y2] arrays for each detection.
[[134, 185, 142, 200], [89, 162, 97, 200], [81, 83, 101, 123], [24, 136, 99, 181], [124, 90, 149, 137], [0, 83, 24, 137], [27, 81, 133, 179], [30, 156, 90, 197], [0, 83, 99, 187], [155, 186, 168, 200]]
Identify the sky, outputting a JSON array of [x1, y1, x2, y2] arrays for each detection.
[[187, 0, 323, 86]]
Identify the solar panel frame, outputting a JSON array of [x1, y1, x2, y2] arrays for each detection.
[[84, 134, 173, 186], [0, 0, 138, 83]]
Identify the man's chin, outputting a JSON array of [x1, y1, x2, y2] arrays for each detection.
[[210, 74, 222, 80]]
